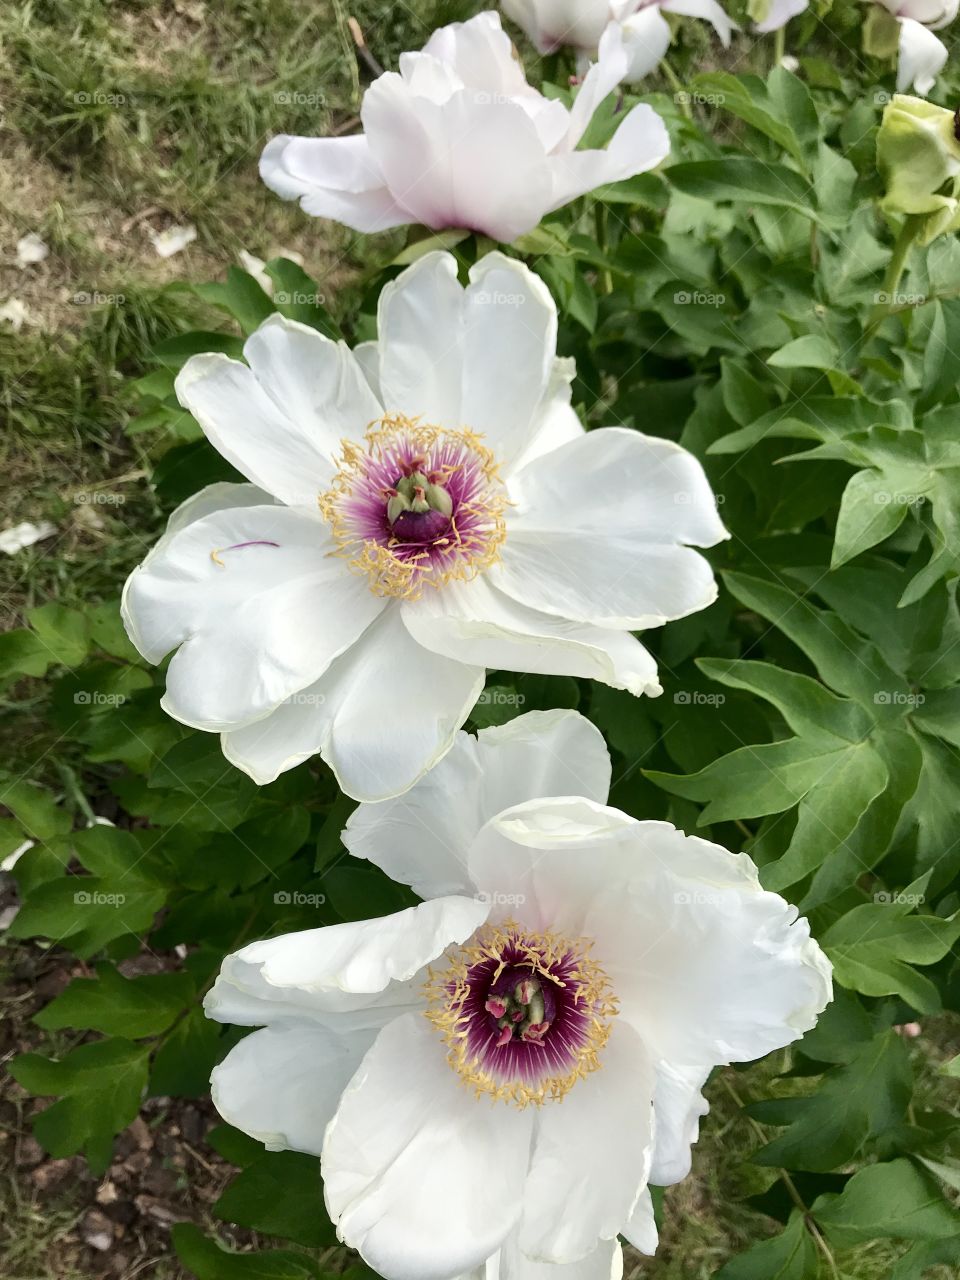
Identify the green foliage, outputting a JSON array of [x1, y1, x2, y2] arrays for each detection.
[[4, 17, 960, 1280]]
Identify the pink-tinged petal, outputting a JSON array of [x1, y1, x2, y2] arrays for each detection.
[[323, 1012, 533, 1280], [661, 0, 737, 46], [360, 74, 554, 241], [547, 103, 670, 209], [259, 133, 411, 233]]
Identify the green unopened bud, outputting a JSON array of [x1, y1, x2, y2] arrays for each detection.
[[877, 95, 960, 245]]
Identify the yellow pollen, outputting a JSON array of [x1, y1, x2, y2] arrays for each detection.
[[319, 414, 507, 600], [423, 920, 618, 1109]]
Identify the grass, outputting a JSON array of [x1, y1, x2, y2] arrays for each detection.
[[1, 2, 959, 1277]]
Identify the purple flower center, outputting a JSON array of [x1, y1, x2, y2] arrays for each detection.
[[320, 415, 507, 599], [424, 921, 617, 1107]]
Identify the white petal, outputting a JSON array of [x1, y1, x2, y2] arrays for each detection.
[[662, 0, 736, 45], [518, 1020, 655, 1263], [361, 74, 554, 242], [510, 357, 585, 474], [376, 252, 560, 471], [122, 503, 383, 729], [376, 252, 468, 428], [175, 323, 382, 506], [581, 824, 834, 1064], [421, 11, 532, 92], [324, 1012, 533, 1280], [259, 133, 412, 232], [461, 255, 559, 469], [500, 1234, 624, 1278], [493, 427, 726, 628], [549, 101, 670, 210], [343, 709, 611, 899], [565, 23, 629, 149], [753, 0, 808, 32], [897, 18, 948, 95], [222, 605, 485, 800], [649, 1061, 711, 1185], [621, 1189, 658, 1255], [402, 575, 661, 695], [211, 1022, 371, 1155], [501, 0, 614, 51], [466, 802, 832, 1067], [226, 897, 487, 999], [243, 315, 384, 481], [617, 8, 674, 81]]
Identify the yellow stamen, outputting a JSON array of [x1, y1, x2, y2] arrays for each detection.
[[319, 414, 507, 600]]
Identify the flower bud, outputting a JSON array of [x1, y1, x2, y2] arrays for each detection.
[[877, 94, 960, 244]]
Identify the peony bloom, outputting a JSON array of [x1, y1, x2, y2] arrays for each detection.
[[502, 0, 735, 83], [871, 0, 956, 95], [205, 710, 833, 1280], [259, 12, 669, 244], [122, 252, 727, 802]]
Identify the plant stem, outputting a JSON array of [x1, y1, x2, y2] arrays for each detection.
[[773, 26, 786, 69], [594, 202, 613, 294], [661, 60, 692, 119], [867, 213, 923, 335]]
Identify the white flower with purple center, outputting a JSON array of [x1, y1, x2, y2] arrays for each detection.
[[204, 710, 833, 1280], [122, 251, 727, 802]]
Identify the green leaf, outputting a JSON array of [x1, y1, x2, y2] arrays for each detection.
[[214, 1151, 336, 1248], [813, 1159, 959, 1245], [34, 964, 193, 1037], [768, 335, 838, 371], [0, 777, 71, 839], [172, 1223, 319, 1280], [26, 602, 90, 667], [715, 1210, 818, 1279], [149, 1007, 225, 1097], [832, 469, 910, 568], [264, 258, 342, 338], [822, 899, 960, 1013], [666, 159, 817, 216], [193, 267, 274, 335], [10, 1038, 150, 1173], [752, 1032, 911, 1171]]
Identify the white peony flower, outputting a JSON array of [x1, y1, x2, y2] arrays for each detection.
[[502, 0, 736, 83], [121, 252, 727, 802], [204, 709, 833, 1280], [259, 12, 670, 243], [875, 0, 957, 95]]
